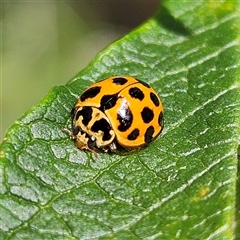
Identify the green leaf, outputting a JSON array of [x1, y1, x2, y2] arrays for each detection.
[[1, 1, 240, 239]]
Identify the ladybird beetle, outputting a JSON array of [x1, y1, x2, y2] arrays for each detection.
[[68, 76, 164, 155]]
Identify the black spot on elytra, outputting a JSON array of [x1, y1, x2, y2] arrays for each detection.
[[91, 118, 113, 141], [136, 79, 151, 88], [100, 93, 119, 111], [127, 128, 140, 140], [117, 105, 133, 132], [150, 92, 160, 106], [158, 111, 164, 128], [76, 106, 93, 126], [141, 107, 154, 123], [80, 86, 101, 102], [129, 87, 144, 100], [112, 77, 128, 85], [144, 126, 154, 144]]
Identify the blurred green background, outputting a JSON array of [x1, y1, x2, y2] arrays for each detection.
[[1, 1, 159, 140]]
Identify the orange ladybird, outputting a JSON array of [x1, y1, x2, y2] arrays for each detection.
[[70, 76, 164, 155]]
